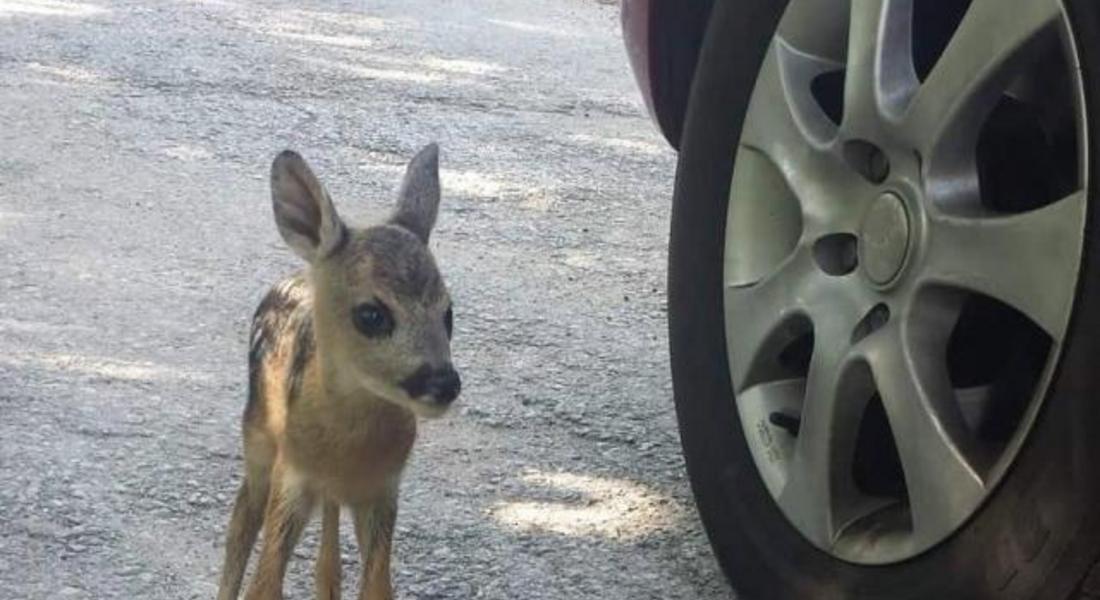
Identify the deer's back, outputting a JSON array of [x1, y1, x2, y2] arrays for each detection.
[[244, 272, 313, 438]]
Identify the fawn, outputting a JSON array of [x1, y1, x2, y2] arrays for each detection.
[[216, 143, 461, 600]]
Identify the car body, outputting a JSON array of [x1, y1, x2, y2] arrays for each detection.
[[620, 0, 715, 149]]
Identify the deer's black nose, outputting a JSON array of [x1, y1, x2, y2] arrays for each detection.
[[401, 364, 461, 405], [428, 367, 461, 405]]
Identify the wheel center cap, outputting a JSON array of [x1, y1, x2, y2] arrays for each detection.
[[859, 192, 910, 285]]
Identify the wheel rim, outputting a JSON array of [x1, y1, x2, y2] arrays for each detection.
[[725, 0, 1088, 564]]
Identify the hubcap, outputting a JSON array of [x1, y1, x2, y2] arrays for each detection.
[[860, 192, 909, 285], [723, 0, 1087, 564]]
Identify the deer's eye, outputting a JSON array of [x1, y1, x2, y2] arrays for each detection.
[[444, 305, 453, 339], [352, 302, 394, 338]]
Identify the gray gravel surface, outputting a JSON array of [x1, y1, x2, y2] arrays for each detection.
[[0, 0, 732, 598]]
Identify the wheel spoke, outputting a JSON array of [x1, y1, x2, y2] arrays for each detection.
[[736, 379, 806, 499], [864, 323, 986, 540], [725, 251, 818, 390], [743, 38, 842, 149], [843, 0, 917, 133], [775, 0, 849, 64], [776, 326, 864, 549], [902, 0, 1061, 158], [920, 190, 1085, 341], [740, 38, 861, 229]]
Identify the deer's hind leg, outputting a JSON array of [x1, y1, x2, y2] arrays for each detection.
[[217, 434, 274, 600], [314, 500, 342, 600]]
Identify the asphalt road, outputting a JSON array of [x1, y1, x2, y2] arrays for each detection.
[[0, 0, 732, 598]]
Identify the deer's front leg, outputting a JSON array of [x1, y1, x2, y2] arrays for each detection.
[[352, 490, 398, 600], [216, 460, 271, 600], [315, 500, 342, 600], [246, 463, 315, 600]]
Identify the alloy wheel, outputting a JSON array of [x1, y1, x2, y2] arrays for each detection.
[[724, 0, 1087, 564]]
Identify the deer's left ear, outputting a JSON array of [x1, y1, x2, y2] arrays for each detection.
[[390, 143, 441, 243], [270, 150, 347, 263]]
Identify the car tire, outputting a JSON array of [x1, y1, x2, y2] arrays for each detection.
[[668, 0, 1100, 598]]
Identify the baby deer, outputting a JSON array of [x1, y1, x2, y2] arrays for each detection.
[[217, 144, 460, 600]]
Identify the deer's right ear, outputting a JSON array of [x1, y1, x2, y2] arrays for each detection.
[[270, 150, 347, 263]]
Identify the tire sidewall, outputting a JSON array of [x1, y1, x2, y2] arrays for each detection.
[[668, 1, 1100, 598]]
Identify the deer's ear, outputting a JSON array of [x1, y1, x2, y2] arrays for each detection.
[[270, 150, 347, 262], [390, 143, 441, 243]]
